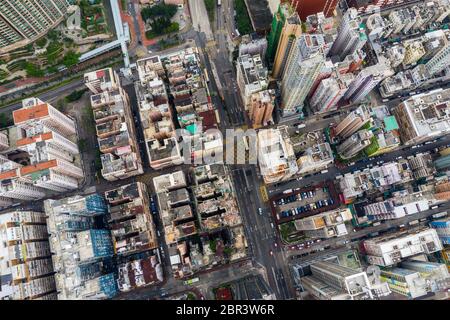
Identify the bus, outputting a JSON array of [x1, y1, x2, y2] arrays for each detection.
[[203, 68, 210, 83], [432, 211, 448, 220], [184, 277, 199, 285]]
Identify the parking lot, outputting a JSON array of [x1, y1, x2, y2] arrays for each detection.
[[269, 181, 340, 224]]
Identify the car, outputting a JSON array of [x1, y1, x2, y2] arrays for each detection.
[[258, 208, 263, 215], [269, 250, 274, 256], [274, 242, 278, 248], [157, 230, 161, 237], [323, 199, 328, 206]]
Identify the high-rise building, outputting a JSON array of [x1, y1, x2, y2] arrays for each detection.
[[0, 98, 83, 201], [266, 3, 291, 64], [249, 89, 276, 127], [363, 228, 443, 266], [402, 41, 426, 66], [425, 43, 450, 76], [310, 72, 354, 114], [301, 260, 390, 300], [0, 211, 57, 300], [85, 68, 143, 180], [328, 8, 367, 61], [334, 104, 372, 139], [343, 63, 393, 103], [44, 194, 118, 300], [236, 54, 268, 109], [257, 126, 298, 184], [337, 129, 373, 159], [296, 142, 334, 175], [393, 88, 450, 145], [271, 5, 302, 79], [281, 34, 326, 115], [0, 0, 70, 53]]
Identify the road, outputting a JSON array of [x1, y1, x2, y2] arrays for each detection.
[[269, 133, 450, 195], [288, 200, 450, 259]]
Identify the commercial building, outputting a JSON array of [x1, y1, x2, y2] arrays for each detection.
[[249, 89, 275, 127], [434, 180, 450, 201], [337, 129, 373, 160], [44, 194, 118, 300], [364, 191, 429, 221], [135, 55, 182, 169], [105, 182, 158, 255], [85, 68, 143, 180], [281, 34, 326, 115], [430, 218, 450, 245], [257, 127, 298, 184], [328, 8, 367, 61], [0, 211, 57, 300], [363, 228, 443, 266], [236, 54, 268, 109], [393, 88, 450, 145], [380, 260, 449, 298], [294, 208, 352, 239], [301, 260, 390, 300], [334, 104, 372, 139], [271, 3, 302, 78], [0, 0, 70, 53]]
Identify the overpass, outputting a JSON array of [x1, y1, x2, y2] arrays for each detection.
[[79, 0, 130, 67]]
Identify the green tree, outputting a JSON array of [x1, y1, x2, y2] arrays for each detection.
[[63, 50, 81, 67], [24, 62, 45, 77], [0, 113, 12, 128]]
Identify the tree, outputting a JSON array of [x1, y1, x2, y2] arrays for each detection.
[[0, 113, 12, 128], [24, 62, 45, 77], [209, 239, 217, 253], [62, 50, 81, 68]]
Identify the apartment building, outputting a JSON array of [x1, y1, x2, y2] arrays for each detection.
[[249, 89, 276, 127], [0, 98, 83, 200], [334, 104, 372, 139], [363, 228, 443, 266], [337, 129, 373, 160], [343, 63, 393, 104], [407, 153, 436, 180], [105, 182, 158, 255], [85, 68, 143, 180], [236, 54, 268, 109], [296, 142, 334, 175], [135, 55, 181, 171], [301, 260, 390, 300], [0, 211, 57, 300], [281, 34, 326, 115], [328, 8, 367, 61], [393, 88, 450, 145], [271, 3, 302, 78], [0, 0, 70, 53], [294, 208, 352, 239], [425, 42, 450, 76], [44, 194, 118, 300], [257, 127, 298, 184], [310, 72, 354, 114], [117, 256, 163, 292]]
